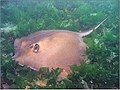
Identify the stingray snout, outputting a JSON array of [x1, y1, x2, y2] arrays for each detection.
[[12, 52, 20, 59]]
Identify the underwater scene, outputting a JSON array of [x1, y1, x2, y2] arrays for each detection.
[[1, 0, 119, 89]]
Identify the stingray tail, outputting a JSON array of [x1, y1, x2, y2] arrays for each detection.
[[79, 16, 109, 37]]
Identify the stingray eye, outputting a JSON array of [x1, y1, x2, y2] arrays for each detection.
[[33, 44, 39, 53]]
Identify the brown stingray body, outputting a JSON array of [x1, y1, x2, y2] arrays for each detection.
[[13, 17, 108, 77], [13, 30, 87, 72]]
